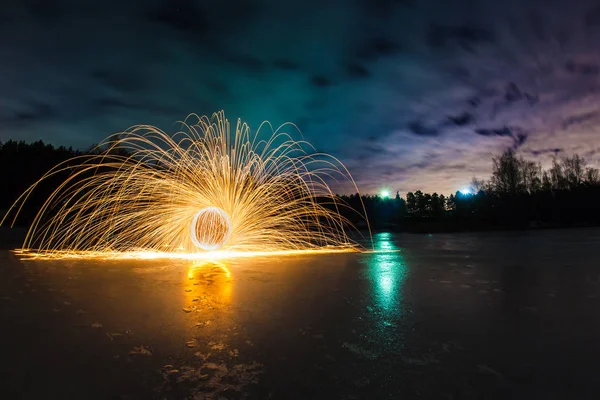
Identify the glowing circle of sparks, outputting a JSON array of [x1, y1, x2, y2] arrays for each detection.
[[2, 111, 372, 260], [190, 207, 232, 251]]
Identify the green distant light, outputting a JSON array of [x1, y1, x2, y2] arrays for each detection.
[[380, 190, 390, 199]]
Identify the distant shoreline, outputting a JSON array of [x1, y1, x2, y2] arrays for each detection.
[[358, 218, 600, 234]]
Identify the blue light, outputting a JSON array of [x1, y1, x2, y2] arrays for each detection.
[[459, 187, 473, 195]]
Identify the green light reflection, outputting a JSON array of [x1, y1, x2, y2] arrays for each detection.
[[368, 232, 407, 314]]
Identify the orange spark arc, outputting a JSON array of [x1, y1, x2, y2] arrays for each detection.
[[3, 111, 371, 260]]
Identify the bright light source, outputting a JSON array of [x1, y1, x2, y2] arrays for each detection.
[[190, 206, 232, 250], [380, 190, 390, 199], [4, 111, 368, 260], [459, 187, 473, 195]]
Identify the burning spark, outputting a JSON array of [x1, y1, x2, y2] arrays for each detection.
[[3, 111, 370, 260]]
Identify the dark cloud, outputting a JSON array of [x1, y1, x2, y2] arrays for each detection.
[[363, 0, 411, 17], [427, 24, 495, 52], [447, 112, 474, 126], [475, 126, 528, 150], [584, 148, 599, 158], [92, 69, 144, 93], [205, 81, 230, 95], [562, 111, 600, 129], [565, 60, 600, 76], [96, 97, 144, 111], [357, 37, 402, 60], [310, 75, 333, 88], [369, 160, 433, 176], [429, 163, 468, 173], [468, 97, 481, 107], [503, 83, 540, 107], [148, 0, 210, 38], [475, 127, 514, 137], [445, 65, 471, 80], [584, 5, 600, 27], [272, 59, 298, 71], [346, 63, 371, 78], [26, 0, 64, 22], [528, 11, 550, 42], [514, 132, 528, 149], [94, 98, 177, 115], [361, 142, 396, 156], [526, 148, 563, 157], [525, 93, 539, 106], [504, 82, 523, 103], [8, 101, 59, 124], [407, 121, 440, 136], [225, 54, 266, 72], [304, 98, 324, 111], [490, 83, 539, 119], [148, 0, 259, 42]]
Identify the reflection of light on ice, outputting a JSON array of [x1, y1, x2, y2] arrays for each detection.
[[187, 261, 231, 279], [368, 233, 407, 312], [376, 232, 394, 251], [380, 274, 394, 294], [14, 247, 359, 261], [184, 261, 233, 315]]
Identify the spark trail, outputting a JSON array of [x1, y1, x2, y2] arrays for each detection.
[[3, 111, 370, 260]]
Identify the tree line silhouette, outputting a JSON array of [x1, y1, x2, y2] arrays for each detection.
[[339, 149, 600, 231], [0, 140, 83, 224], [2, 140, 600, 232]]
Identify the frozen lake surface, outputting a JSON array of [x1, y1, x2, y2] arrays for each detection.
[[2, 228, 600, 399]]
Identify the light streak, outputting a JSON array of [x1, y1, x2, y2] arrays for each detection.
[[13, 247, 360, 261], [3, 111, 370, 260]]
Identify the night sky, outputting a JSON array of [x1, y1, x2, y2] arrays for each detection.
[[2, 0, 600, 194]]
